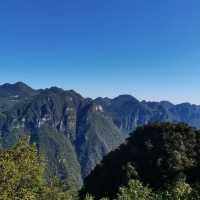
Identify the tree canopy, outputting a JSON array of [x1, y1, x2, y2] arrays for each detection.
[[0, 137, 73, 200], [2, 123, 200, 200], [81, 123, 200, 199]]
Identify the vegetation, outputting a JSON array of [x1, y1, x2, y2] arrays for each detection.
[[0, 137, 74, 200], [81, 123, 200, 199], [2, 82, 200, 191], [83, 177, 200, 200], [2, 123, 200, 199]]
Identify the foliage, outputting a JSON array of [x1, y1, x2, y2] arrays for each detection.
[[39, 177, 74, 200], [2, 123, 200, 200], [117, 179, 154, 200], [82, 178, 200, 200], [0, 137, 74, 200], [156, 175, 192, 200], [84, 194, 109, 200], [0, 137, 44, 200], [84, 194, 94, 200], [81, 123, 200, 199]]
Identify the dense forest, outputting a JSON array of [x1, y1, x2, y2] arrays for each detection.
[[1, 123, 200, 199]]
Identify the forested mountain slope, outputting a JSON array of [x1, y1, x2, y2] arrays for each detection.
[[82, 123, 200, 199], [0, 82, 200, 187]]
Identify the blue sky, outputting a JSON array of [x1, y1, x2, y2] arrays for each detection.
[[0, 0, 200, 104]]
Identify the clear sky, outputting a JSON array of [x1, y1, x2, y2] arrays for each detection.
[[0, 0, 200, 104]]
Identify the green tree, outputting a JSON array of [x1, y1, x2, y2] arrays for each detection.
[[0, 137, 75, 200], [81, 123, 200, 199], [157, 176, 192, 200], [0, 137, 44, 200], [40, 177, 74, 200], [117, 179, 154, 200], [84, 194, 109, 200]]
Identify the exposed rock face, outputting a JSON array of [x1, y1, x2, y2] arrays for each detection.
[[1, 82, 200, 187], [0, 84, 123, 187]]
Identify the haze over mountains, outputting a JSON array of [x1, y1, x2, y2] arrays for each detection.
[[0, 82, 200, 187]]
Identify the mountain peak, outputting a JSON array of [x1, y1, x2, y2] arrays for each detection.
[[15, 81, 30, 87], [0, 82, 36, 98], [112, 94, 139, 104]]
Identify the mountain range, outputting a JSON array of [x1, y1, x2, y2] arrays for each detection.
[[0, 82, 200, 188]]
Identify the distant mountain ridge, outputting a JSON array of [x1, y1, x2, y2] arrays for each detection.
[[0, 82, 200, 188]]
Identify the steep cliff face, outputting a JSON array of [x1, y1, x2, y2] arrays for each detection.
[[1, 82, 200, 187], [0, 84, 123, 187], [75, 100, 123, 178], [94, 97, 200, 137]]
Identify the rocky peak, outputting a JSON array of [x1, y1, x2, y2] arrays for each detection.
[[0, 82, 37, 98]]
